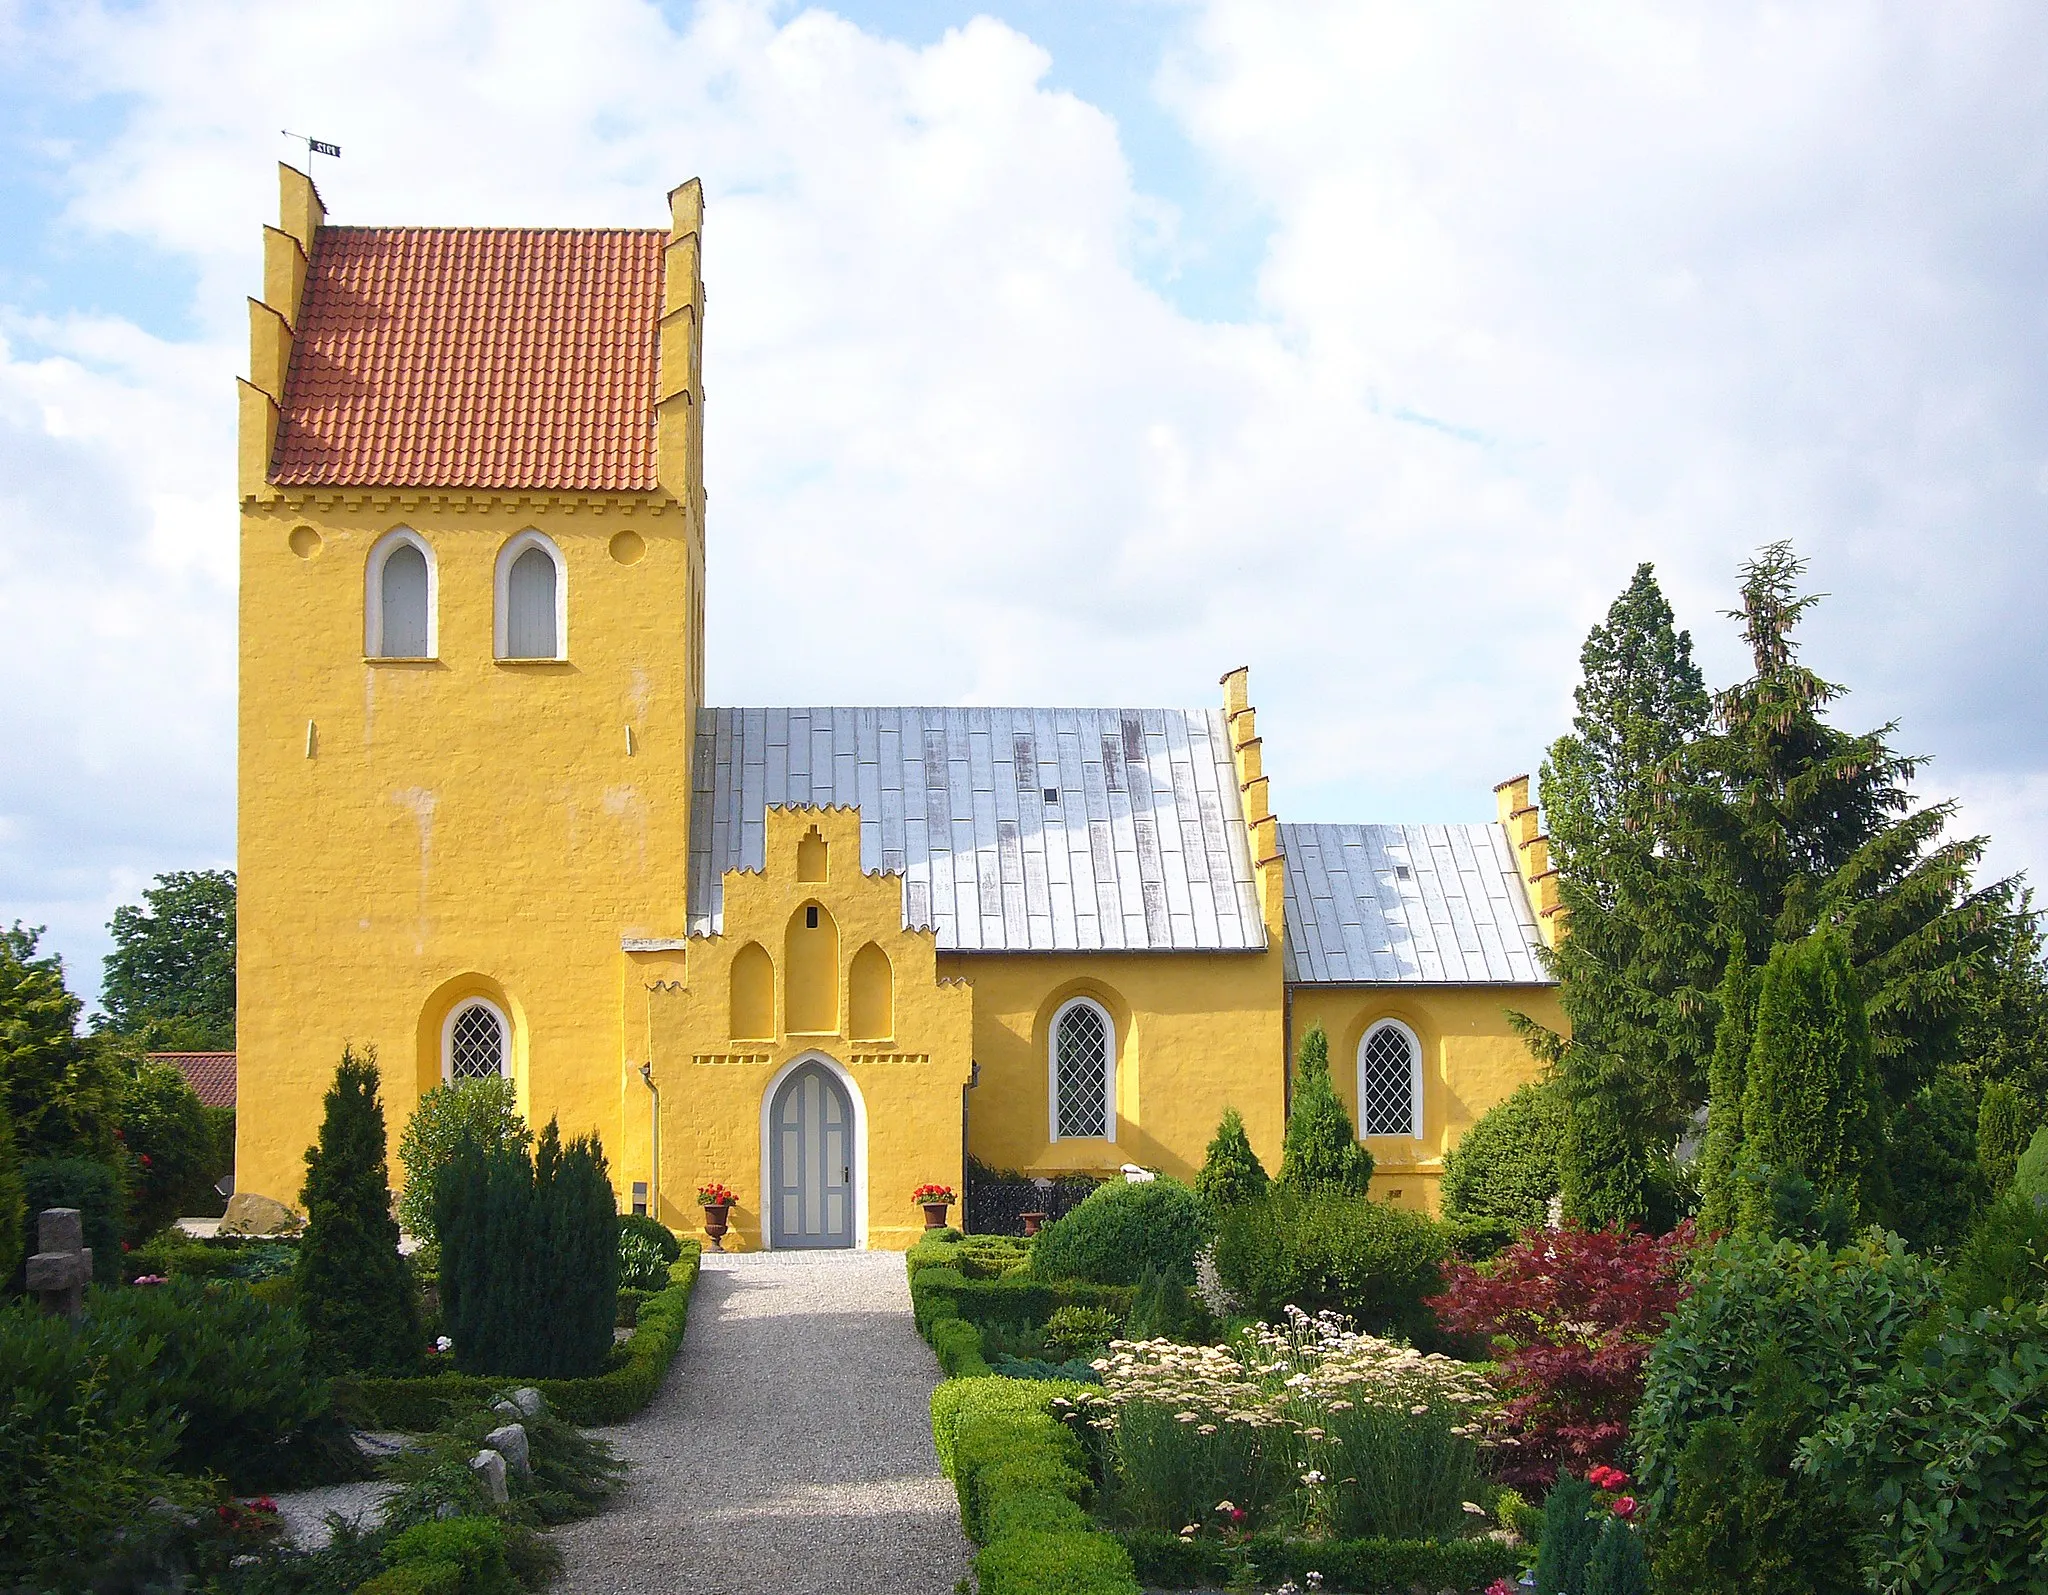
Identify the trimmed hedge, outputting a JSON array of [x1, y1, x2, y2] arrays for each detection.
[[932, 1316, 992, 1378], [910, 1262, 1134, 1338], [339, 1241, 699, 1429], [1119, 1530, 1523, 1592], [933, 1375, 1139, 1595]]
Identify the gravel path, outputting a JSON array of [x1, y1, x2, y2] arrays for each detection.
[[554, 1250, 971, 1595]]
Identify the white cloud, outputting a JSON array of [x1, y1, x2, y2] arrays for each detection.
[[2, 0, 2045, 996]]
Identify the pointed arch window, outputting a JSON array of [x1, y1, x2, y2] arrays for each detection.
[[1049, 996, 1115, 1141], [366, 529, 436, 658], [495, 531, 567, 660], [443, 997, 510, 1083], [1358, 1019, 1422, 1138]]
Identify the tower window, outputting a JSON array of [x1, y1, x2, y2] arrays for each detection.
[[366, 529, 436, 658], [1049, 996, 1115, 1141], [1358, 1019, 1422, 1138], [443, 997, 511, 1083], [494, 531, 567, 660], [806, 906, 819, 929]]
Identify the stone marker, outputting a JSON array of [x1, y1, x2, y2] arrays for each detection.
[[218, 1192, 304, 1237], [27, 1208, 93, 1318], [469, 1448, 509, 1504], [484, 1423, 531, 1477]]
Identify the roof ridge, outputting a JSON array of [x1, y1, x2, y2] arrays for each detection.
[[703, 703, 1219, 714], [318, 223, 669, 237]]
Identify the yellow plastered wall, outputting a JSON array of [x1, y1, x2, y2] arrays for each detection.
[[1287, 984, 1564, 1213], [641, 807, 975, 1251], [235, 168, 707, 1208], [943, 950, 1288, 1184]]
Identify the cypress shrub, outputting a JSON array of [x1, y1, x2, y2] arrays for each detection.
[[2016, 1125, 2048, 1203], [20, 1156, 122, 1284], [1560, 1081, 1677, 1232], [1193, 1105, 1268, 1213], [1942, 1190, 2048, 1314], [1697, 937, 1756, 1234], [1439, 1079, 1565, 1233], [1878, 1077, 1987, 1251], [1978, 1082, 2029, 1195], [1533, 1473, 1598, 1595], [1278, 1026, 1372, 1195], [0, 1096, 23, 1286], [1030, 1176, 1208, 1287], [1583, 1515, 1649, 1595], [437, 1117, 617, 1378], [1737, 931, 1879, 1236], [294, 1047, 421, 1374]]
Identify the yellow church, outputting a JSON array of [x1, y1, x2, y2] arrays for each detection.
[[233, 165, 1564, 1251]]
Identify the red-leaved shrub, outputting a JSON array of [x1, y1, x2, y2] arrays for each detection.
[[1427, 1221, 1695, 1490]]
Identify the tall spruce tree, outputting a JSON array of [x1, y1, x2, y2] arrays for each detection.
[[0, 1092, 23, 1286], [295, 1047, 421, 1374], [1195, 1105, 1269, 1211], [0, 924, 119, 1158], [1698, 933, 1757, 1234], [1278, 1026, 1374, 1195], [1737, 931, 1880, 1234], [1523, 563, 1715, 1224]]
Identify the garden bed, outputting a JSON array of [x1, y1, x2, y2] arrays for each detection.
[[338, 1242, 701, 1429]]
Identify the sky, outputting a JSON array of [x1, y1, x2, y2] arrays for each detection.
[[2, 0, 2045, 1008]]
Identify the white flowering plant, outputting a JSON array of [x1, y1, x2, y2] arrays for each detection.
[[1052, 1305, 1498, 1541]]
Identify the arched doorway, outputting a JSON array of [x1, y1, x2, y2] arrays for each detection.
[[768, 1060, 856, 1248]]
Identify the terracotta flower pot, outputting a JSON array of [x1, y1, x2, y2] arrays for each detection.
[[1020, 1210, 1047, 1238], [922, 1202, 951, 1230], [702, 1203, 731, 1250]]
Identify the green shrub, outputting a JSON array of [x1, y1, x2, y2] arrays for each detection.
[[911, 1260, 1133, 1341], [85, 1276, 363, 1489], [1212, 1187, 1447, 1339], [977, 1529, 1137, 1595], [0, 1097, 21, 1288], [1737, 930, 1880, 1233], [1116, 1530, 1521, 1591], [20, 1156, 122, 1284], [384, 1516, 519, 1595], [437, 1118, 618, 1379], [616, 1211, 679, 1265], [113, 1059, 216, 1241], [0, 1299, 200, 1589], [2014, 1125, 2048, 1202], [933, 1316, 993, 1377], [1193, 1105, 1268, 1212], [1278, 1026, 1373, 1195], [1440, 1079, 1565, 1234], [396, 1076, 530, 1241], [355, 1564, 464, 1595], [1534, 1473, 1598, 1595], [617, 1229, 668, 1291], [380, 1394, 624, 1528], [1801, 1300, 2048, 1594], [1977, 1080, 2029, 1195], [1879, 1077, 1988, 1252], [1030, 1176, 1208, 1286], [337, 1242, 700, 1429], [1583, 1515, 1649, 1595], [1043, 1304, 1121, 1359], [296, 1048, 422, 1374], [1697, 939, 1756, 1234], [1124, 1265, 1214, 1344], [957, 1233, 1033, 1279], [1942, 1190, 2048, 1313], [1632, 1230, 1939, 1525]]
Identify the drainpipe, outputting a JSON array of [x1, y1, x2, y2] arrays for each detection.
[[638, 1061, 660, 1222], [1283, 984, 1295, 1121], [961, 1060, 979, 1235]]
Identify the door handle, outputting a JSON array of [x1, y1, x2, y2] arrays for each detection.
[[843, 1166, 851, 1183]]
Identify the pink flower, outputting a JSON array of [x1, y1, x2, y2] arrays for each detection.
[[1487, 1581, 1519, 1595], [1611, 1495, 1638, 1519]]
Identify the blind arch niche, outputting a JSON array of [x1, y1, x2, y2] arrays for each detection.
[[365, 528, 437, 658], [494, 530, 567, 660]]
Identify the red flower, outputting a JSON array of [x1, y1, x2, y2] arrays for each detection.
[[1611, 1496, 1638, 1519], [1587, 1464, 1631, 1491], [139, 1154, 153, 1167]]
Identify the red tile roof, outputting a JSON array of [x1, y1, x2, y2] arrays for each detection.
[[271, 226, 666, 492], [150, 1052, 237, 1109]]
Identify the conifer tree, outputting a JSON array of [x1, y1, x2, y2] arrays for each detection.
[[1698, 933, 1757, 1234], [0, 924, 120, 1158], [1737, 932, 1880, 1234], [1278, 1026, 1373, 1196], [295, 1047, 421, 1374], [1978, 1081, 2028, 1195], [1194, 1105, 1269, 1212], [0, 1093, 23, 1286]]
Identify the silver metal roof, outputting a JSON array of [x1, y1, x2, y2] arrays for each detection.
[[1280, 822, 1552, 985], [689, 707, 1266, 953]]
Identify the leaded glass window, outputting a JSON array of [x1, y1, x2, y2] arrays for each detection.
[[1052, 999, 1112, 1140], [1359, 1021, 1418, 1136], [448, 1002, 507, 1082]]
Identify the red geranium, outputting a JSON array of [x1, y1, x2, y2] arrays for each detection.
[[1428, 1221, 1695, 1489], [696, 1181, 737, 1208], [912, 1183, 955, 1205]]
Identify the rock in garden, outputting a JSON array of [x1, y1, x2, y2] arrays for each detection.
[[469, 1448, 509, 1504], [484, 1424, 531, 1476], [508, 1387, 546, 1419], [219, 1193, 304, 1237]]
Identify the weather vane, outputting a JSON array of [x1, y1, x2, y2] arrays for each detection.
[[281, 130, 341, 171]]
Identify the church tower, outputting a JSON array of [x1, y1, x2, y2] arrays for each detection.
[[234, 165, 707, 1204]]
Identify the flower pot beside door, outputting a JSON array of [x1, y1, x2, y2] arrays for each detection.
[[913, 1183, 957, 1231], [697, 1181, 737, 1251]]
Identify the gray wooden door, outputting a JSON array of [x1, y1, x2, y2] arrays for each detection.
[[770, 1061, 855, 1248]]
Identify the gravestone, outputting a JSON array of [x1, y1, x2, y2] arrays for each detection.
[[26, 1208, 93, 1319]]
